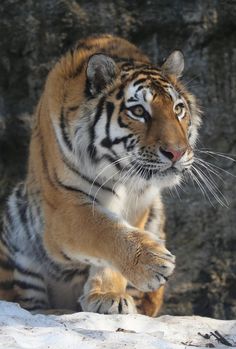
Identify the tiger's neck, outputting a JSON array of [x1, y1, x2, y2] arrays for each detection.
[[26, 96, 159, 228]]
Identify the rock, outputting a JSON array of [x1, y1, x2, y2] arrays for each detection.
[[0, 0, 235, 319]]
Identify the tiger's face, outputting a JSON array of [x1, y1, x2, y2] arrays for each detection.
[[71, 51, 201, 189], [50, 50, 201, 191]]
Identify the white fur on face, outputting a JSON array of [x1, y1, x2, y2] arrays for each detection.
[[125, 82, 154, 117]]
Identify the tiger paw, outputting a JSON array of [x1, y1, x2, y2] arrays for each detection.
[[120, 231, 175, 292], [79, 292, 137, 314]]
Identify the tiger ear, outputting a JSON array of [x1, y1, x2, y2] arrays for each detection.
[[86, 53, 117, 95], [161, 50, 184, 78]]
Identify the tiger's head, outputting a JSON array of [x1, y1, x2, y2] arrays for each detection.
[[46, 46, 201, 191]]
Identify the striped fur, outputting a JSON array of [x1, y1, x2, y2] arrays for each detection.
[[0, 35, 201, 316]]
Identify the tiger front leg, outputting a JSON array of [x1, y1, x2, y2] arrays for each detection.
[[43, 200, 175, 295], [118, 230, 175, 292], [79, 266, 137, 314], [130, 199, 168, 316]]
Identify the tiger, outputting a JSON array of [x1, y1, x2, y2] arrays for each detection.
[[0, 34, 201, 316]]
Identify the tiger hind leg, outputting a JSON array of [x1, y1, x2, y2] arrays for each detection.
[[79, 266, 137, 314], [0, 254, 71, 315], [0, 248, 48, 312], [127, 284, 165, 317], [0, 238, 17, 302], [4, 252, 51, 312], [13, 264, 50, 312]]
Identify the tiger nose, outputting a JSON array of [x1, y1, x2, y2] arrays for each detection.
[[159, 146, 186, 162]]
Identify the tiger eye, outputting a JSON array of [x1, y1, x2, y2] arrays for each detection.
[[175, 103, 184, 115], [175, 105, 182, 114], [132, 105, 145, 116]]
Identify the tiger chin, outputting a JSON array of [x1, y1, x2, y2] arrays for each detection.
[[0, 34, 201, 316]]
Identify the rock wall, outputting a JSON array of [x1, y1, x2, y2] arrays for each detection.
[[0, 0, 235, 319]]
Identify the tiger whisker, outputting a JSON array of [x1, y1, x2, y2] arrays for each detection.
[[195, 156, 236, 178], [116, 163, 139, 221], [196, 149, 236, 162], [112, 156, 138, 192], [194, 157, 223, 181], [191, 164, 229, 207], [193, 163, 227, 200], [187, 169, 215, 207], [132, 165, 145, 219], [88, 154, 133, 197], [92, 170, 120, 215]]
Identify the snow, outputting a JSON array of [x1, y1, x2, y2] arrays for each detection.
[[0, 301, 235, 349]]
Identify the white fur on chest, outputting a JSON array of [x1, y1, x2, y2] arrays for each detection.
[[102, 182, 159, 225]]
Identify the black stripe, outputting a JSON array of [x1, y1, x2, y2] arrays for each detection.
[[4, 204, 15, 230], [14, 280, 46, 293], [1, 228, 18, 253], [101, 101, 120, 156], [143, 91, 147, 102], [133, 78, 147, 86], [0, 233, 10, 250], [40, 141, 61, 204], [34, 241, 65, 280], [106, 134, 133, 148], [54, 175, 100, 204], [118, 114, 128, 128], [127, 96, 139, 103], [118, 300, 122, 313], [127, 138, 137, 152], [61, 251, 72, 261], [27, 201, 42, 234], [23, 305, 47, 311], [15, 264, 44, 281], [140, 70, 162, 76], [127, 69, 161, 83], [106, 101, 114, 138], [88, 96, 106, 161], [40, 141, 53, 185], [157, 272, 168, 281], [75, 41, 93, 51], [150, 82, 171, 98], [58, 150, 116, 195], [96, 302, 103, 313], [102, 154, 124, 171], [136, 85, 144, 93], [0, 281, 14, 289], [60, 108, 73, 151], [68, 60, 85, 80], [145, 206, 156, 228], [85, 75, 93, 98], [80, 172, 116, 195], [111, 56, 134, 65], [87, 143, 97, 160], [67, 105, 80, 112], [155, 76, 170, 84], [120, 62, 136, 71], [0, 258, 13, 270], [15, 190, 31, 239], [126, 284, 136, 290], [116, 87, 124, 100], [63, 267, 89, 282], [18, 297, 48, 308], [62, 266, 88, 276], [118, 101, 129, 128]]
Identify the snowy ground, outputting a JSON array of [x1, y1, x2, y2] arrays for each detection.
[[0, 301, 235, 349]]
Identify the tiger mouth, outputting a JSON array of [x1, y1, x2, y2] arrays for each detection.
[[130, 163, 182, 180]]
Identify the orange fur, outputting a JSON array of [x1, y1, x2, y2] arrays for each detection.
[[0, 34, 201, 316]]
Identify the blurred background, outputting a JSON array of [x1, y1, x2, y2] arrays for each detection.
[[0, 0, 236, 319]]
